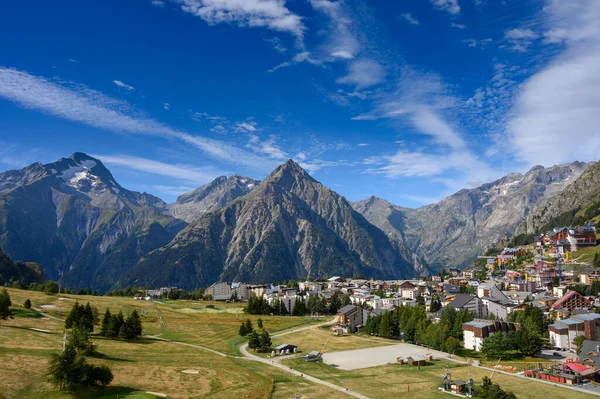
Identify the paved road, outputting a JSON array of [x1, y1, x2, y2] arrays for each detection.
[[238, 317, 371, 399]]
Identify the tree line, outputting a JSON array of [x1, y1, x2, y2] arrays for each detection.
[[244, 292, 351, 316], [366, 305, 475, 354]]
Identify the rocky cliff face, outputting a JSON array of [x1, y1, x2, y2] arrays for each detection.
[[0, 153, 186, 291], [354, 162, 592, 270], [119, 160, 415, 289], [515, 161, 600, 235], [168, 175, 259, 222]]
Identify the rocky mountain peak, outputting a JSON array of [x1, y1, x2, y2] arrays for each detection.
[[264, 159, 314, 189], [43, 153, 119, 194]]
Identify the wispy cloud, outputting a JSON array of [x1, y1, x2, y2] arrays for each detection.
[[176, 0, 305, 41], [163, 102, 170, 110], [0, 67, 277, 170], [337, 58, 386, 89], [310, 0, 360, 60], [450, 22, 466, 29], [431, 0, 460, 15], [92, 153, 224, 184], [400, 13, 419, 26], [508, 0, 600, 168], [68, 58, 79, 63], [151, 0, 165, 7], [113, 80, 135, 91], [503, 28, 539, 52], [357, 143, 369, 147], [461, 38, 492, 48]]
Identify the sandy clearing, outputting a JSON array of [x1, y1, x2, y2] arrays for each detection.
[[39, 304, 57, 309], [180, 369, 200, 374], [29, 328, 52, 333], [322, 343, 449, 370]]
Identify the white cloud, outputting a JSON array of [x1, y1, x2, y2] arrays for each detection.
[[400, 13, 419, 26], [177, 0, 305, 40], [163, 102, 170, 110], [431, 0, 460, 15], [264, 36, 287, 53], [151, 185, 195, 197], [93, 154, 223, 184], [234, 121, 258, 132], [508, 0, 600, 167], [503, 28, 539, 52], [310, 0, 360, 60], [337, 58, 386, 89], [461, 38, 492, 48], [0, 67, 276, 170], [113, 80, 135, 91], [357, 143, 369, 147], [246, 135, 287, 160], [450, 22, 466, 29], [68, 59, 79, 63], [151, 0, 165, 7]]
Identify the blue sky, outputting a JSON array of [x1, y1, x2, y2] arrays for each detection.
[[1, 0, 599, 206]]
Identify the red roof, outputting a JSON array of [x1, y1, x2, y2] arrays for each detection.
[[566, 362, 590, 372], [552, 290, 588, 309]]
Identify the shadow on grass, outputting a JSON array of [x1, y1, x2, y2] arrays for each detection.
[[0, 325, 54, 334], [71, 386, 164, 398], [11, 309, 44, 318], [90, 352, 134, 362]]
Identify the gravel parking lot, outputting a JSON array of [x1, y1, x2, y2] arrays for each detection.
[[322, 343, 450, 370]]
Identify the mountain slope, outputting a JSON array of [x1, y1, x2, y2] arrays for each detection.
[[168, 175, 259, 222], [0, 247, 45, 285], [0, 153, 186, 291], [354, 162, 592, 270], [119, 160, 415, 289], [515, 161, 600, 235]]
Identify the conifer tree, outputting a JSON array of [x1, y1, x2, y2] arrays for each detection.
[[100, 309, 111, 337], [0, 288, 12, 321]]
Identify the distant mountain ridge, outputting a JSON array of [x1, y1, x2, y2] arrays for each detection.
[[0, 152, 596, 291], [118, 160, 415, 289], [168, 175, 259, 223], [353, 161, 593, 270]]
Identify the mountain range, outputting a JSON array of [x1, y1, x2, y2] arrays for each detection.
[[0, 152, 596, 291]]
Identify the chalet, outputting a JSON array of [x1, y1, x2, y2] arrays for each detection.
[[549, 313, 600, 350], [578, 340, 600, 381], [552, 290, 591, 312], [537, 221, 596, 253], [462, 320, 520, 351], [337, 305, 366, 333], [443, 284, 461, 295]]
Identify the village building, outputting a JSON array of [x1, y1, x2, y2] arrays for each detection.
[[549, 313, 600, 350], [445, 295, 483, 317], [551, 290, 591, 312], [536, 221, 597, 253], [205, 282, 232, 301], [337, 304, 367, 333], [462, 320, 520, 351]]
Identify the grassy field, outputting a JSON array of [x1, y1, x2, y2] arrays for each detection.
[[267, 326, 391, 357], [281, 357, 597, 399], [0, 288, 341, 399], [3, 288, 593, 399]]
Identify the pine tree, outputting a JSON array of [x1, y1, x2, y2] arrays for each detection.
[[23, 298, 32, 309], [110, 311, 125, 338], [100, 309, 112, 337], [248, 331, 260, 351], [259, 329, 272, 353], [257, 318, 263, 329], [244, 318, 253, 335], [128, 310, 143, 338], [0, 288, 12, 320]]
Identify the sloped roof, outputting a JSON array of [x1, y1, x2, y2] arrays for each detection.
[[552, 290, 588, 309], [448, 295, 477, 309], [578, 340, 600, 368], [338, 305, 358, 315]]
